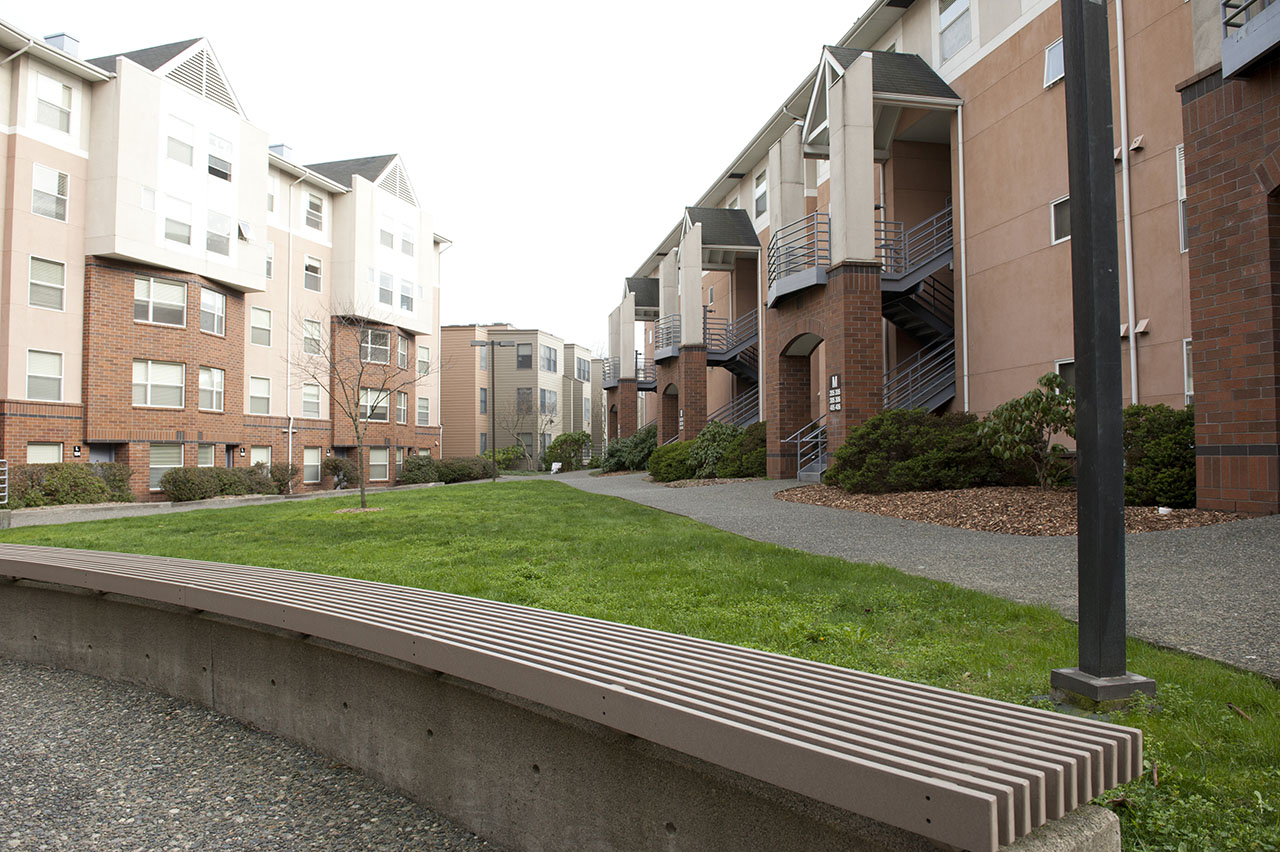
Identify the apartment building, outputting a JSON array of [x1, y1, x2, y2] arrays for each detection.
[[0, 21, 443, 499], [441, 325, 600, 463], [604, 0, 1280, 514]]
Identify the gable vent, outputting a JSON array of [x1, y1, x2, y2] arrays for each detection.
[[378, 161, 418, 207], [166, 48, 239, 113]]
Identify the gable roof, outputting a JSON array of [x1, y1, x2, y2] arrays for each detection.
[[684, 207, 760, 248], [88, 38, 200, 73], [306, 155, 398, 189], [825, 47, 960, 100]]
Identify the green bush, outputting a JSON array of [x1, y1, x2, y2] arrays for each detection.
[[544, 431, 591, 471], [433, 456, 495, 484], [212, 467, 252, 496], [587, 455, 602, 469], [323, 456, 359, 488], [715, 420, 768, 478], [1123, 403, 1195, 507], [7, 462, 135, 508], [399, 454, 438, 484], [826, 409, 1011, 493], [269, 463, 300, 494], [158, 467, 221, 502], [647, 440, 694, 482], [87, 463, 135, 502], [244, 463, 279, 495], [687, 421, 742, 479], [602, 424, 657, 473], [977, 373, 1076, 489], [493, 445, 526, 470]]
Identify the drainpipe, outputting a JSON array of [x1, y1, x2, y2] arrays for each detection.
[[957, 103, 971, 411], [0, 38, 34, 65], [285, 173, 305, 490], [1115, 0, 1139, 405]]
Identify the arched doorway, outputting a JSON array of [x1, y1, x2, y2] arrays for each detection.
[[657, 383, 680, 445]]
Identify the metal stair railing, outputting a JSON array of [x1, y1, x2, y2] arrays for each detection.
[[917, 275, 955, 325], [883, 337, 957, 411], [878, 202, 953, 280], [784, 413, 829, 481], [655, 314, 681, 351], [661, 432, 679, 446], [704, 308, 759, 355], [706, 385, 761, 428], [767, 213, 830, 286], [1222, 0, 1276, 30]]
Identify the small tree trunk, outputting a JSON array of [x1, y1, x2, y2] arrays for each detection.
[[357, 443, 368, 509]]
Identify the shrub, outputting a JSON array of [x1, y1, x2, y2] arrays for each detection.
[[212, 467, 252, 496], [687, 421, 742, 479], [244, 463, 279, 495], [399, 454, 439, 484], [602, 424, 657, 472], [544, 431, 591, 472], [269, 463, 300, 494], [434, 456, 495, 484], [826, 409, 1010, 493], [716, 420, 767, 478], [977, 373, 1076, 489], [87, 463, 135, 502], [323, 456, 359, 489], [158, 467, 220, 502], [494, 445, 526, 470], [1123, 403, 1195, 507], [587, 455, 602, 469], [6, 462, 135, 508], [647, 440, 694, 482]]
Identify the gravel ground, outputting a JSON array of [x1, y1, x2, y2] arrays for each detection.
[[555, 471, 1280, 681], [0, 658, 501, 852]]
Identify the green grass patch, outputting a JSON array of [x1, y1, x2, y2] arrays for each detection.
[[3, 480, 1276, 850]]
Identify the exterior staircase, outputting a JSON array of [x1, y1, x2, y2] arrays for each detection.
[[707, 385, 760, 428]]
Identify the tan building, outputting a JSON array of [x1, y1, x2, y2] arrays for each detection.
[[0, 22, 444, 499], [603, 0, 1279, 512], [441, 325, 598, 464]]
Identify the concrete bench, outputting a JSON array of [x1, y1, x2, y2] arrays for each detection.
[[0, 544, 1139, 852]]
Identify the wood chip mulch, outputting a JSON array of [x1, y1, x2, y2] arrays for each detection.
[[334, 507, 384, 514], [661, 477, 765, 488], [774, 485, 1246, 536]]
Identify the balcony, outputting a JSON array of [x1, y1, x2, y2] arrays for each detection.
[[705, 307, 760, 383], [877, 202, 954, 292], [766, 213, 830, 307], [1222, 0, 1280, 77], [654, 314, 681, 361], [636, 353, 657, 392], [601, 356, 620, 390]]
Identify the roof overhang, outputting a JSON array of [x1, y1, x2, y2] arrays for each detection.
[[0, 21, 113, 81], [268, 153, 351, 194]]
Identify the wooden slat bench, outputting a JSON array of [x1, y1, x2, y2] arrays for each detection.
[[0, 544, 1139, 852]]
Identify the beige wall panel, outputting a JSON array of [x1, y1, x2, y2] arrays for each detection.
[[981, 0, 1023, 46]]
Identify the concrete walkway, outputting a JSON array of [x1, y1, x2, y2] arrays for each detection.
[[551, 471, 1280, 682]]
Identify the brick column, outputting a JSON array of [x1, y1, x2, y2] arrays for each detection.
[[677, 345, 707, 441], [606, 380, 638, 440], [1181, 66, 1280, 514], [655, 360, 679, 445]]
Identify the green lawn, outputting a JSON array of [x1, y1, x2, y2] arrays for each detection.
[[3, 480, 1276, 851]]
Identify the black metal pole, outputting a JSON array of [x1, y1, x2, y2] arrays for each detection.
[[1060, 0, 1127, 680], [490, 342, 498, 483]]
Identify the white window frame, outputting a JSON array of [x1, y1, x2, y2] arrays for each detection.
[[302, 383, 322, 419], [397, 390, 408, 424], [200, 287, 225, 335], [398, 335, 409, 369], [1044, 38, 1065, 88], [250, 307, 272, 347], [133, 360, 185, 409], [368, 447, 390, 481], [360, 388, 390, 421], [198, 366, 225, 412], [249, 376, 271, 415], [27, 442, 64, 464], [266, 242, 275, 279], [250, 445, 272, 467], [378, 271, 394, 306], [939, 0, 972, 63], [134, 277, 188, 327], [1176, 144, 1188, 253], [304, 256, 322, 292], [360, 329, 391, 364], [303, 447, 322, 483], [1183, 338, 1194, 405], [540, 388, 558, 416], [380, 228, 395, 249], [166, 116, 194, 166], [1054, 358, 1076, 393], [198, 444, 215, 467], [28, 256, 65, 312], [32, 164, 69, 222], [753, 170, 767, 219], [1050, 195, 1071, 245], [479, 387, 487, 414], [396, 447, 405, 475], [164, 196, 192, 245], [418, 347, 430, 376], [36, 73, 72, 133], [207, 134, 233, 181], [149, 443, 183, 491], [401, 228, 415, 257], [303, 318, 323, 355], [418, 394, 431, 424], [400, 279, 414, 312], [305, 193, 324, 230], [26, 349, 63, 401]]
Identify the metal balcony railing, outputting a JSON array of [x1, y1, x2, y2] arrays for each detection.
[[1221, 0, 1280, 76], [883, 337, 957, 412], [704, 308, 758, 356], [635, 353, 656, 383], [602, 356, 620, 385], [877, 203, 953, 279], [655, 314, 681, 351], [706, 385, 760, 429], [1223, 0, 1277, 32], [767, 213, 830, 286]]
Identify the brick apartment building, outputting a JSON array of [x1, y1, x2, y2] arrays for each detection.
[[0, 21, 445, 499], [603, 0, 1280, 514]]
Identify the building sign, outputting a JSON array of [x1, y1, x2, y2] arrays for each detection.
[[678, 409, 684, 431], [828, 374, 842, 412]]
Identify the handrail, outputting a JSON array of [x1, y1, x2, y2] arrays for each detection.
[[635, 353, 656, 383], [661, 432, 679, 446], [883, 337, 957, 411], [704, 307, 760, 355], [655, 314, 681, 351], [783, 412, 827, 445], [707, 385, 760, 428], [1223, 0, 1276, 30], [879, 203, 953, 278], [767, 213, 830, 285], [602, 356, 621, 383]]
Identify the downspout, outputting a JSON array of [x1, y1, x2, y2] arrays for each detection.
[[0, 38, 34, 65], [1115, 0, 1139, 404], [285, 173, 305, 490], [957, 103, 971, 411]]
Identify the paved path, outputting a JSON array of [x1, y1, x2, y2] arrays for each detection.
[[551, 471, 1280, 682]]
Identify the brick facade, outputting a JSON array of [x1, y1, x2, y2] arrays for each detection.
[[606, 379, 638, 440], [765, 262, 883, 479], [654, 347, 708, 445], [1181, 63, 1280, 514]]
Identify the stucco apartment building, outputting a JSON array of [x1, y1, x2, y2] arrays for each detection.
[[441, 324, 602, 462], [0, 21, 444, 499], [604, 0, 1280, 514]]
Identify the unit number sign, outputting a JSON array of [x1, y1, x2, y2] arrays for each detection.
[[828, 375, 842, 412]]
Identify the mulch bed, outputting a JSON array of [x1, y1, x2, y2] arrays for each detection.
[[334, 507, 384, 514], [775, 485, 1246, 536], [661, 477, 766, 488]]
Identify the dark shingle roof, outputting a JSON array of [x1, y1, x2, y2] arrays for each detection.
[[88, 38, 201, 73], [685, 207, 760, 248], [825, 47, 960, 101], [305, 155, 397, 189], [626, 278, 659, 308]]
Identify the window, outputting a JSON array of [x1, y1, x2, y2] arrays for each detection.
[[380, 229, 395, 248], [303, 447, 321, 483], [479, 387, 487, 414], [32, 165, 68, 221], [28, 442, 63, 464], [540, 388, 558, 416], [378, 272, 394, 305], [208, 135, 232, 181], [161, 196, 192, 245], [29, 257, 65, 311], [516, 343, 532, 369], [1044, 38, 1065, 87], [132, 360, 185, 408], [305, 193, 324, 229], [398, 336, 409, 369], [479, 433, 487, 454], [304, 256, 322, 292], [397, 391, 408, 424], [1183, 338, 1194, 405], [198, 444, 215, 467], [1055, 359, 1076, 392], [199, 288, 225, 335], [1176, 144, 1188, 253], [36, 74, 72, 132], [266, 192, 275, 213], [198, 366, 224, 411], [1051, 195, 1071, 244], [266, 242, 275, 279], [166, 117, 194, 165], [754, 171, 767, 218], [303, 319, 323, 355], [516, 387, 533, 414], [400, 279, 414, 312], [576, 357, 590, 382], [397, 447, 405, 475], [940, 0, 972, 61], [518, 433, 534, 457], [134, 277, 187, 326], [540, 344, 558, 373], [302, 383, 321, 418], [478, 345, 488, 371], [368, 447, 389, 481], [360, 388, 390, 421], [141, 186, 156, 211], [206, 211, 232, 255], [149, 443, 183, 490], [418, 347, 430, 376], [709, 285, 715, 305], [541, 433, 552, 456], [361, 329, 391, 363], [249, 376, 271, 414], [417, 394, 430, 424], [247, 306, 272, 346], [250, 446, 272, 467], [26, 350, 62, 401], [402, 229, 415, 256]]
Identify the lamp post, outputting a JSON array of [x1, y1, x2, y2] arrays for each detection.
[[471, 339, 514, 483]]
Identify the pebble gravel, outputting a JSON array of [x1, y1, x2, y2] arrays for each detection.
[[0, 658, 501, 852]]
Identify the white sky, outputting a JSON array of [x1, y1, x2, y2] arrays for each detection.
[[13, 1, 873, 355]]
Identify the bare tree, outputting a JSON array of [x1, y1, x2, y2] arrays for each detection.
[[494, 389, 558, 468], [293, 307, 432, 509]]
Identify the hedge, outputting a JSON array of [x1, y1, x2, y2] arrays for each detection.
[[159, 463, 277, 502], [602, 424, 657, 472], [715, 420, 767, 479], [1123, 403, 1195, 507], [647, 441, 694, 482], [7, 462, 135, 509]]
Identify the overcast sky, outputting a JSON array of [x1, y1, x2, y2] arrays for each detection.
[[15, 1, 872, 355]]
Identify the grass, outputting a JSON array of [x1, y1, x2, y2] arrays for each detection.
[[2, 480, 1276, 851]]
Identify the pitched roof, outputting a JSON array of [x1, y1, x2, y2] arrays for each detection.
[[88, 38, 200, 73], [825, 47, 960, 100], [685, 207, 759, 248], [305, 155, 398, 189], [626, 278, 659, 308]]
